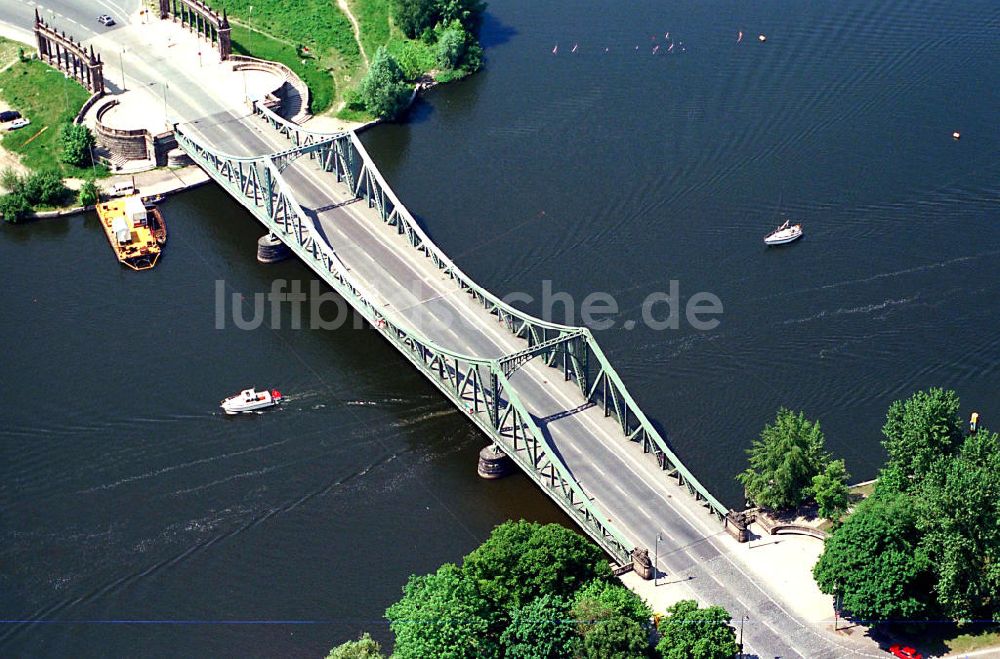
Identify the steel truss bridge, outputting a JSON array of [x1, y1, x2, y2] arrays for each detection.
[[175, 104, 736, 569]]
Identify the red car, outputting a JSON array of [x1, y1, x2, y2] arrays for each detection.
[[889, 644, 922, 659]]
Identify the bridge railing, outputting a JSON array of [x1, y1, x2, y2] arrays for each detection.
[[174, 124, 636, 565]]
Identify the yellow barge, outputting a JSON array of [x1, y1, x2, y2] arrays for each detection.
[[96, 195, 161, 271]]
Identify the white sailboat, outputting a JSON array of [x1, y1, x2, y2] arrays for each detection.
[[764, 220, 803, 246]]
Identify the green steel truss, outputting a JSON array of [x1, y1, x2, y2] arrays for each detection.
[[174, 103, 730, 566]]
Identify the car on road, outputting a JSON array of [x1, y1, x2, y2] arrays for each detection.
[[0, 110, 21, 123], [6, 118, 30, 131], [97, 15, 115, 27], [889, 644, 922, 659]]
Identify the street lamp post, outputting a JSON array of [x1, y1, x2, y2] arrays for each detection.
[[248, 5, 254, 54], [119, 48, 126, 92], [738, 614, 749, 656], [654, 532, 662, 586], [161, 81, 169, 127]]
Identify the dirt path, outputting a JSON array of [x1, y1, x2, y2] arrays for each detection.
[[337, 0, 369, 69]]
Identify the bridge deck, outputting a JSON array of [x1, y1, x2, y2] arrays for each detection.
[[182, 111, 846, 658]]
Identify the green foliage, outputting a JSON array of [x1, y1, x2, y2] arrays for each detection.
[[809, 458, 851, 520], [58, 123, 96, 167], [325, 632, 385, 659], [435, 21, 467, 69], [0, 57, 95, 176], [392, 0, 438, 38], [499, 593, 579, 658], [737, 408, 829, 510], [656, 599, 739, 659], [461, 520, 612, 609], [572, 580, 651, 624], [21, 169, 67, 207], [385, 39, 436, 80], [386, 562, 494, 659], [437, 0, 487, 35], [0, 192, 31, 223], [916, 428, 1000, 620], [813, 489, 934, 621], [881, 387, 962, 491], [582, 616, 648, 659], [358, 47, 412, 119], [78, 179, 99, 207], [571, 581, 651, 658], [1, 167, 20, 192]]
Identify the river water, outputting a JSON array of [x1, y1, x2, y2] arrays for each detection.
[[2, 0, 998, 655]]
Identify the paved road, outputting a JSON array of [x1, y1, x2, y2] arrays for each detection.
[[0, 0, 139, 41]]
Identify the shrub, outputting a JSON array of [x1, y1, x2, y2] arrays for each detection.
[[0, 192, 31, 222], [78, 180, 99, 206], [21, 169, 68, 207], [59, 123, 96, 168]]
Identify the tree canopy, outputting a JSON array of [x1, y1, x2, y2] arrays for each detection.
[[358, 47, 412, 120], [814, 388, 1000, 623], [499, 593, 579, 658], [655, 599, 739, 659], [737, 408, 830, 509], [809, 458, 851, 520], [386, 562, 494, 658], [813, 489, 934, 621], [382, 520, 653, 658], [461, 520, 612, 609], [59, 123, 96, 168], [881, 387, 962, 491], [325, 632, 385, 659]]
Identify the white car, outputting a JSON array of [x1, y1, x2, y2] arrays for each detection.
[[97, 15, 115, 27], [6, 118, 30, 131]]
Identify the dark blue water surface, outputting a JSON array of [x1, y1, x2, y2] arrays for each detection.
[[2, 0, 998, 655]]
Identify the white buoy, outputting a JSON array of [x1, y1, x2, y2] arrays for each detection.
[[952, 131, 961, 140], [758, 34, 767, 42]]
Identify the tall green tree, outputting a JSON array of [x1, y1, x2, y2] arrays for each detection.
[[499, 593, 579, 658], [59, 123, 96, 167], [358, 47, 412, 120], [737, 408, 829, 509], [655, 599, 739, 659], [461, 520, 612, 610], [325, 632, 385, 659], [392, 0, 439, 38], [813, 490, 934, 621], [880, 387, 962, 491], [916, 428, 1000, 620], [385, 563, 495, 659], [809, 458, 851, 520]]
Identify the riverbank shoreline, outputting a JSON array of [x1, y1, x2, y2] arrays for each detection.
[[20, 166, 211, 220]]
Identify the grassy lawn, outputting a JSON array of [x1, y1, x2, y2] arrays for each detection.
[[944, 625, 1000, 654], [0, 56, 97, 177], [0, 39, 22, 69], [350, 0, 392, 61], [222, 0, 361, 113], [229, 24, 338, 114]]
